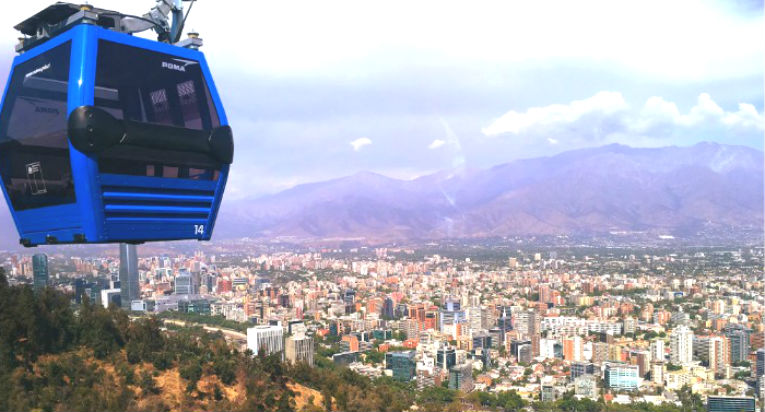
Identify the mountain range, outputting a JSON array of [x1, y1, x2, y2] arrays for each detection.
[[214, 142, 764, 242], [0, 141, 761, 248]]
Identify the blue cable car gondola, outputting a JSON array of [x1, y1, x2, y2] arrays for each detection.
[[0, 2, 233, 247]]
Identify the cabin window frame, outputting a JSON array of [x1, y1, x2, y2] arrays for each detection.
[[93, 39, 221, 181]]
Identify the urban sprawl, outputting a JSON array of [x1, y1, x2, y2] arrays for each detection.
[[6, 243, 765, 412]]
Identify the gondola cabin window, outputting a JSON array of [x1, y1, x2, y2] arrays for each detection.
[[0, 42, 75, 211], [93, 40, 221, 181]]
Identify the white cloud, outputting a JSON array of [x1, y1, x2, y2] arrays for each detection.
[[634, 93, 765, 131], [723, 103, 764, 130], [350, 137, 372, 151], [482, 91, 628, 136], [483, 91, 764, 146], [428, 139, 446, 149]]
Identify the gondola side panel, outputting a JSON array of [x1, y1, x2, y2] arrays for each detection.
[[198, 55, 230, 241]]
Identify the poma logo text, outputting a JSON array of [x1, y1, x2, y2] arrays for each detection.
[[161, 61, 186, 72]]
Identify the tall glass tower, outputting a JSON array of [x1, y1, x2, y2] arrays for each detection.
[[32, 253, 48, 291], [119, 244, 139, 310]]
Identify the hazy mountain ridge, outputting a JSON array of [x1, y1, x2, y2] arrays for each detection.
[[0, 142, 760, 248], [215, 142, 764, 241]]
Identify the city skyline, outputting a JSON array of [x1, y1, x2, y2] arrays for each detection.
[[2, 242, 764, 410]]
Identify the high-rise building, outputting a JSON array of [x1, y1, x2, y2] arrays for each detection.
[[570, 361, 595, 380], [382, 297, 394, 319], [725, 325, 751, 363], [100, 288, 121, 308], [563, 336, 583, 361], [343, 289, 356, 314], [671, 311, 690, 326], [497, 306, 512, 332], [74, 279, 100, 304], [632, 351, 651, 378], [74, 278, 86, 303], [670, 325, 693, 365], [623, 317, 637, 335], [467, 307, 483, 334], [553, 341, 564, 360], [332, 351, 360, 366], [517, 343, 533, 364], [752, 331, 765, 351], [285, 334, 314, 366], [288, 320, 307, 335], [706, 396, 755, 412], [604, 363, 640, 391], [473, 346, 491, 370], [175, 272, 194, 295], [472, 332, 492, 350], [439, 299, 465, 331], [528, 310, 541, 357], [247, 325, 284, 357], [694, 336, 730, 376], [32, 253, 48, 291], [394, 303, 408, 320], [756, 348, 765, 378], [178, 298, 210, 315], [448, 362, 474, 392], [437, 346, 457, 372], [651, 361, 665, 385], [387, 351, 416, 382], [341, 335, 360, 352], [539, 284, 551, 304], [119, 243, 139, 310], [592, 342, 609, 364], [651, 340, 665, 362], [488, 328, 503, 349], [329, 322, 339, 337], [513, 310, 530, 335]]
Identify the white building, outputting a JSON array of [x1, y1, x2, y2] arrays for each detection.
[[670, 325, 693, 365], [100, 288, 121, 309], [285, 333, 314, 366], [247, 325, 284, 357], [651, 340, 665, 362], [466, 307, 483, 335], [541, 316, 622, 337], [539, 338, 557, 360], [651, 361, 665, 385]]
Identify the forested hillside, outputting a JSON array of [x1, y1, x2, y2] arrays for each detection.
[[0, 268, 423, 412]]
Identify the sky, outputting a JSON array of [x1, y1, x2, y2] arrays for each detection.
[[0, 0, 763, 199]]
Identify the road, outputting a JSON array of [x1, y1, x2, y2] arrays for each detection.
[[160, 318, 248, 341], [130, 315, 248, 342]]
